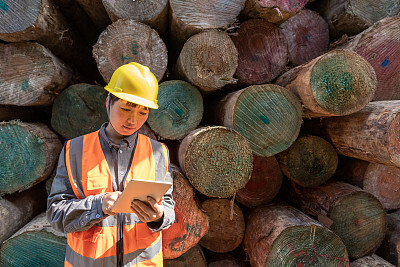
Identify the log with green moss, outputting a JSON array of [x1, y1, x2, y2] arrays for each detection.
[[147, 80, 203, 140], [213, 84, 302, 157], [277, 135, 338, 187], [0, 42, 72, 106], [178, 126, 253, 198], [287, 179, 387, 259], [0, 121, 62, 194], [276, 49, 377, 117], [0, 213, 67, 266], [243, 201, 349, 267], [51, 83, 108, 140]]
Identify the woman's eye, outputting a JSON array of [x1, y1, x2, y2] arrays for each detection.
[[140, 112, 148, 115], [121, 108, 130, 111]]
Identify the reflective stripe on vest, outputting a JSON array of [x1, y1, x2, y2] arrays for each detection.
[[64, 131, 168, 267]]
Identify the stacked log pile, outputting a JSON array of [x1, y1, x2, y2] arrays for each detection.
[[1, 0, 399, 266]]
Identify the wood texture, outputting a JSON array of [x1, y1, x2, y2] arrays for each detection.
[[231, 19, 288, 85], [175, 29, 238, 93], [199, 198, 245, 253], [162, 165, 209, 259], [376, 209, 400, 266], [341, 17, 400, 100], [0, 121, 62, 194], [0, 42, 72, 106], [350, 254, 395, 267], [277, 135, 338, 187], [336, 156, 400, 211], [213, 84, 302, 157], [147, 80, 203, 140], [75, 0, 111, 31], [164, 245, 207, 266], [276, 49, 377, 117], [236, 155, 283, 207], [93, 19, 167, 83], [280, 9, 329, 66], [178, 126, 253, 198], [287, 179, 387, 259], [243, 201, 349, 267]]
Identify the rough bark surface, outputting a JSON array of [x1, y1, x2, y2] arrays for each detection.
[[76, 0, 111, 31], [164, 245, 207, 266], [376, 210, 400, 266], [350, 254, 395, 267]]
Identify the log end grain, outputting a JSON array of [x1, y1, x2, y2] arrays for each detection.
[[147, 80, 203, 140], [0, 0, 41, 34]]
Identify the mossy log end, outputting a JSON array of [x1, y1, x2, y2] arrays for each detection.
[[178, 126, 253, 198], [341, 17, 400, 101], [162, 165, 209, 259], [231, 19, 288, 85], [147, 80, 203, 140], [0, 42, 72, 106], [51, 83, 108, 140], [175, 29, 238, 93], [163, 245, 206, 267], [243, 201, 349, 267], [199, 198, 245, 253], [277, 135, 338, 188], [0, 121, 62, 194], [0, 213, 66, 267], [276, 49, 377, 117], [236, 155, 283, 207], [287, 179, 387, 259], [279, 9, 329, 67], [93, 19, 167, 83], [376, 210, 400, 266], [213, 84, 302, 157]]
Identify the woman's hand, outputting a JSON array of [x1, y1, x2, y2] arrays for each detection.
[[131, 197, 164, 223], [102, 191, 122, 216]]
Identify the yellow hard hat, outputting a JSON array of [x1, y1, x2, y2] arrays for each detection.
[[104, 62, 159, 109]]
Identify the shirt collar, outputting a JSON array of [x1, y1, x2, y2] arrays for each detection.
[[99, 123, 138, 149]]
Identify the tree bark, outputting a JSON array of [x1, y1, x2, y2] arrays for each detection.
[[75, 0, 111, 31], [164, 245, 207, 266], [162, 165, 209, 259], [0, 42, 72, 106], [93, 19, 167, 83], [350, 254, 395, 267], [243, 201, 349, 267], [178, 126, 253, 198], [275, 49, 377, 117], [175, 29, 238, 93], [231, 19, 288, 85], [0, 121, 62, 194], [287, 179, 387, 259], [147, 80, 203, 140], [376, 209, 400, 266]]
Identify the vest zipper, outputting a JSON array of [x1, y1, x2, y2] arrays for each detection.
[[117, 213, 124, 267]]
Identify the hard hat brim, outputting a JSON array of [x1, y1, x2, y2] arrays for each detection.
[[105, 89, 159, 109]]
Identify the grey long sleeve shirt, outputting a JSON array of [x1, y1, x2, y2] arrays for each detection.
[[46, 123, 175, 234]]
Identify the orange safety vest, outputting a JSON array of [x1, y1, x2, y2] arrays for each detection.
[[64, 131, 168, 267]]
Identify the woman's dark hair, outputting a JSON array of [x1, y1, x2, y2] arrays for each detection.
[[108, 93, 149, 109]]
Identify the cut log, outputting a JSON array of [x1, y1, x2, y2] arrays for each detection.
[[279, 9, 329, 67], [277, 135, 338, 187], [315, 0, 400, 40], [178, 126, 253, 198], [350, 254, 395, 267], [376, 209, 400, 266], [169, 0, 245, 55], [0, 213, 66, 266], [0, 121, 62, 194], [0, 0, 99, 81], [287, 179, 387, 259], [236, 155, 283, 207], [241, 0, 308, 24], [243, 201, 349, 267], [212, 84, 302, 157], [174, 29, 238, 93], [75, 0, 111, 31], [199, 198, 245, 253], [138, 123, 157, 140], [93, 19, 168, 83], [0, 42, 72, 106], [0, 105, 48, 122], [336, 156, 400, 211], [51, 83, 108, 139], [0, 184, 46, 244], [207, 254, 242, 267], [275, 49, 377, 117], [147, 80, 203, 140], [162, 165, 209, 259], [231, 19, 288, 85], [340, 17, 400, 100], [164, 245, 207, 267], [307, 101, 400, 168], [102, 0, 169, 38]]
